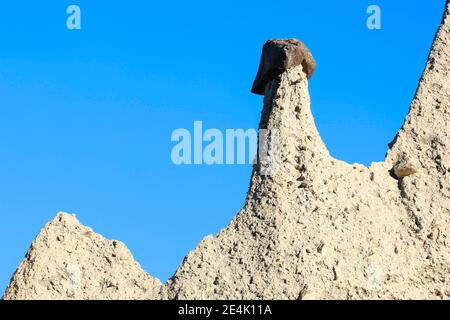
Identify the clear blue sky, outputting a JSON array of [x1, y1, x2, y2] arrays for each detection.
[[0, 0, 445, 292]]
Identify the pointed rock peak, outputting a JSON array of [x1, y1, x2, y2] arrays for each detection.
[[51, 211, 81, 228], [251, 38, 316, 95], [387, 0, 450, 168], [3, 212, 163, 300]]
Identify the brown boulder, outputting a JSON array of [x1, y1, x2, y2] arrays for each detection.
[[251, 39, 316, 95]]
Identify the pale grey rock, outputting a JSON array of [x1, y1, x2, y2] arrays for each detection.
[[2, 213, 164, 300], [3, 0, 450, 301]]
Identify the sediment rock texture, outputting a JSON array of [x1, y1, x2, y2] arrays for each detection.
[[3, 1, 450, 300], [3, 214, 163, 299]]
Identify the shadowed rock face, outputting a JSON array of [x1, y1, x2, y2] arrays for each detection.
[[3, 1, 450, 300], [251, 39, 316, 95]]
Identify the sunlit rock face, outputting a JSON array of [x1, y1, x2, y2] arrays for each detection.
[[4, 0, 450, 300]]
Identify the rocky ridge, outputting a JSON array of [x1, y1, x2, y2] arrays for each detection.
[[3, 0, 450, 300]]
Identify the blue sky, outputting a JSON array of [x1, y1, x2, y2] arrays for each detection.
[[0, 0, 445, 292]]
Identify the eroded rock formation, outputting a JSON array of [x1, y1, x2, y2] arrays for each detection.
[[251, 39, 316, 95], [3, 213, 163, 300], [3, 0, 450, 300]]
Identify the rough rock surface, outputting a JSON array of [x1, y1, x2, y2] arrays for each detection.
[[2, 213, 163, 300], [251, 39, 316, 95], [3, 1, 450, 300]]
